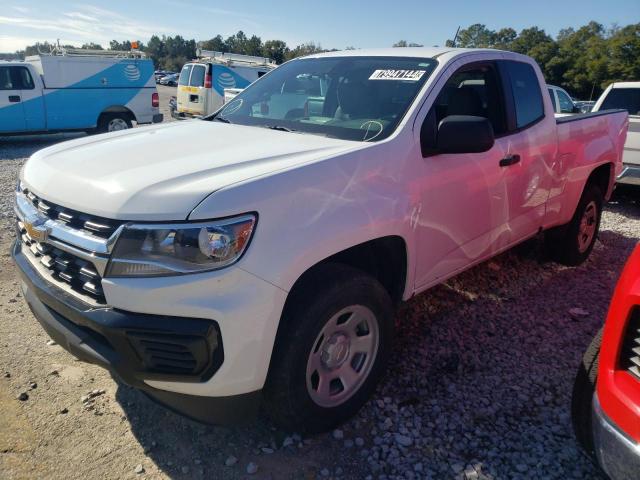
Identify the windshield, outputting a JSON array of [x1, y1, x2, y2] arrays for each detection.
[[211, 56, 438, 141], [601, 88, 640, 116]]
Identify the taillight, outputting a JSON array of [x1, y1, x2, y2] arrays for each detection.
[[152, 92, 159, 108], [204, 73, 212, 89]]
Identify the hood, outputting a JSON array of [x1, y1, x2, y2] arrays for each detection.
[[22, 121, 358, 220]]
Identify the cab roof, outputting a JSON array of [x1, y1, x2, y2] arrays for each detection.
[[304, 47, 501, 60]]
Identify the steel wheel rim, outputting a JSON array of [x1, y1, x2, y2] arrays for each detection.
[[306, 305, 379, 408], [108, 118, 128, 131], [578, 200, 597, 253]]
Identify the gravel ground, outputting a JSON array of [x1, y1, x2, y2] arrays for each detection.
[[0, 111, 639, 479]]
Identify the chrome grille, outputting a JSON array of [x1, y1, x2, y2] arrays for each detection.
[[620, 307, 640, 381], [18, 220, 107, 304], [22, 188, 123, 238]]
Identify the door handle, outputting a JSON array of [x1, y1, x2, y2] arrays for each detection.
[[499, 154, 520, 167], [8, 95, 21, 103]]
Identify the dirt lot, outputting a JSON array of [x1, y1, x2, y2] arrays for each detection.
[[0, 102, 639, 479]]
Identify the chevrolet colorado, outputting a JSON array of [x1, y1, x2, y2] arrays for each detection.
[[13, 48, 628, 432]]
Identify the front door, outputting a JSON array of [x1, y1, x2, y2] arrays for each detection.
[[0, 66, 26, 133], [413, 62, 512, 288]]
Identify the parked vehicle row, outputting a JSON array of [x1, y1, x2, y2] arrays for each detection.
[[154, 69, 177, 83], [0, 48, 162, 135], [12, 47, 628, 433], [159, 73, 179, 86]]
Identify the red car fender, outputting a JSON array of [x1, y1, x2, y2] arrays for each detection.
[[597, 243, 640, 442]]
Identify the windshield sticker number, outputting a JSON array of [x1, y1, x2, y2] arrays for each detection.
[[369, 70, 426, 81]]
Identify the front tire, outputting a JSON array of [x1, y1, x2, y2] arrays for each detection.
[[264, 264, 394, 433], [545, 183, 603, 266], [571, 328, 602, 461]]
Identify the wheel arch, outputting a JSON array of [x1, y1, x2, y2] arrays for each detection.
[[587, 162, 614, 200], [97, 106, 136, 125]]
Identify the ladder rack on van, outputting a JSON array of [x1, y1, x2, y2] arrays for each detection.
[[40, 45, 146, 59], [195, 49, 276, 68]]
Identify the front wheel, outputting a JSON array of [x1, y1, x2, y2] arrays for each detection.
[[264, 264, 394, 433], [545, 183, 603, 266]]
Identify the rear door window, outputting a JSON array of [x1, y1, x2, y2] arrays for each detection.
[[600, 88, 640, 116], [189, 65, 206, 87], [178, 64, 193, 86], [504, 61, 544, 129]]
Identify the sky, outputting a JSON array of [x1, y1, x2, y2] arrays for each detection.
[[1, 0, 639, 53]]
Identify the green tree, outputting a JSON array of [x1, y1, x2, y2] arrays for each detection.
[[493, 28, 517, 50], [606, 23, 640, 84], [262, 39, 289, 64], [200, 35, 227, 53], [556, 22, 608, 98], [455, 24, 495, 48], [393, 40, 423, 47], [81, 42, 103, 50], [285, 42, 325, 60]]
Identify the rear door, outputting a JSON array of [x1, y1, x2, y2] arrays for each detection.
[[0, 66, 26, 132], [498, 60, 557, 243], [177, 63, 207, 116], [176, 64, 193, 114]]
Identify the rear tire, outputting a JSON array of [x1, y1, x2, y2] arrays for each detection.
[[97, 113, 132, 133], [545, 183, 603, 266], [264, 264, 394, 433], [571, 328, 602, 461]]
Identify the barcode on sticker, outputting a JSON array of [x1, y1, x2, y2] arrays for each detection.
[[369, 70, 426, 81]]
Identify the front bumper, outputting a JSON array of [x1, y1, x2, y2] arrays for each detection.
[[12, 240, 261, 425], [592, 394, 640, 480], [617, 163, 640, 186]]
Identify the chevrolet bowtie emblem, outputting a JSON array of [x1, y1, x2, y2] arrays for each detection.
[[23, 214, 50, 243]]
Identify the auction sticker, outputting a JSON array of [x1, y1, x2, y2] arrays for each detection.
[[369, 70, 426, 81]]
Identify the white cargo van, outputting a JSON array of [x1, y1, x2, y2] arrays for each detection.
[[176, 49, 276, 118], [0, 47, 161, 134]]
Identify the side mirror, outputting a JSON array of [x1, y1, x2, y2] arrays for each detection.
[[429, 115, 495, 155]]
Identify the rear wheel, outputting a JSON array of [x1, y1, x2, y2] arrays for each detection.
[[545, 183, 603, 266], [97, 113, 132, 133], [264, 264, 394, 433]]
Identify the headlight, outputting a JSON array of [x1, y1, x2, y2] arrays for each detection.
[[105, 214, 256, 277]]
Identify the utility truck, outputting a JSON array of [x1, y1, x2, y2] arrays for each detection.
[[176, 49, 275, 118], [0, 47, 162, 135], [13, 48, 628, 432]]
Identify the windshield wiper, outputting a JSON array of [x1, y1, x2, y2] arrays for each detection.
[[264, 124, 296, 133], [212, 116, 231, 123]]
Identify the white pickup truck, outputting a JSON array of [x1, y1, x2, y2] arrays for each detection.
[[592, 81, 640, 186], [13, 48, 628, 432]]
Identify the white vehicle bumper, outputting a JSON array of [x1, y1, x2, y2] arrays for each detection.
[[13, 238, 287, 424]]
